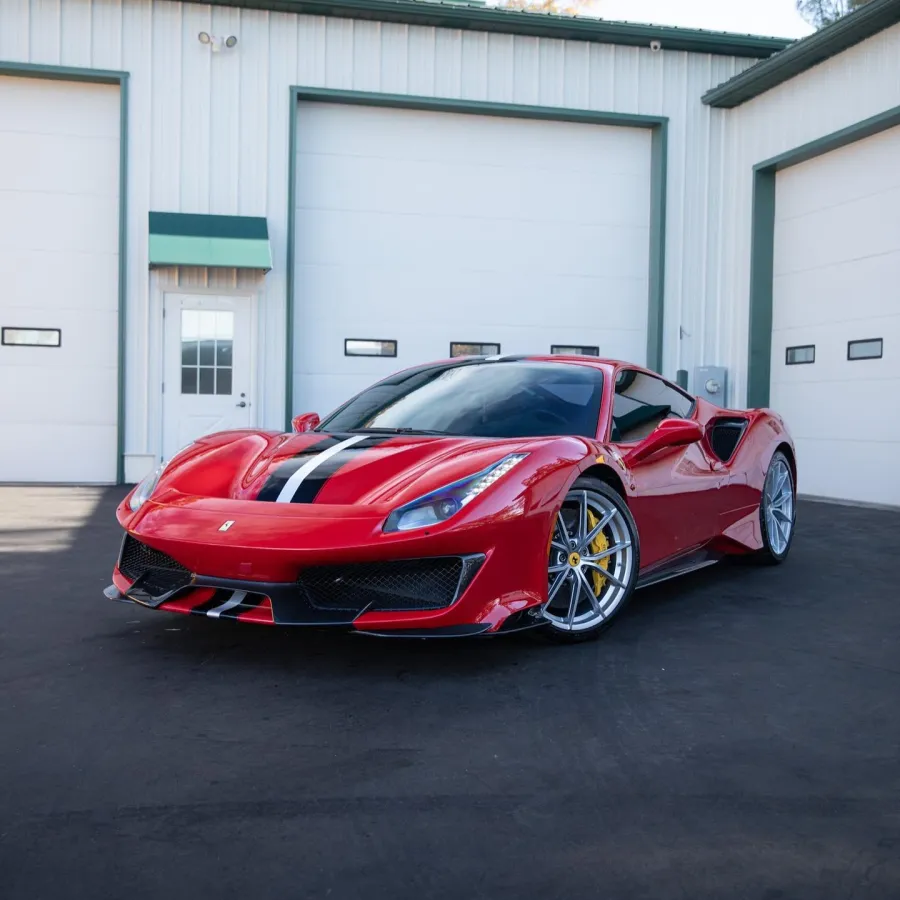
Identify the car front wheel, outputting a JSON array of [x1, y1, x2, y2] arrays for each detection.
[[542, 478, 640, 643]]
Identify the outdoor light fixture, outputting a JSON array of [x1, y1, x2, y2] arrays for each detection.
[[198, 32, 238, 52]]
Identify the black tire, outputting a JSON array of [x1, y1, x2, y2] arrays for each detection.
[[755, 450, 796, 566], [540, 477, 641, 644]]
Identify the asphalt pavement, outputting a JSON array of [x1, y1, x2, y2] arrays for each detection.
[[1, 486, 898, 900]]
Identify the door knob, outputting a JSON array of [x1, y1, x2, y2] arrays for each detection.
[[236, 401, 247, 408]]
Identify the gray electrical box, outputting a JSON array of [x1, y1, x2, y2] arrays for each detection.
[[694, 366, 728, 407]]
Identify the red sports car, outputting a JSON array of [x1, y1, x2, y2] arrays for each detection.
[[106, 356, 797, 642]]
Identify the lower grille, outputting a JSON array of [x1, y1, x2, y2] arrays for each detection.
[[118, 535, 192, 597], [297, 555, 483, 614]]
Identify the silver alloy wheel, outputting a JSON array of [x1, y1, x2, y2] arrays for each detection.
[[544, 489, 636, 633], [764, 456, 795, 555]]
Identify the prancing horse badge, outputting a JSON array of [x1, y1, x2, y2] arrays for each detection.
[[218, 520, 235, 532]]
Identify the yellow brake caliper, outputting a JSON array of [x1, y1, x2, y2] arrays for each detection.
[[586, 508, 609, 596], [548, 510, 610, 597]]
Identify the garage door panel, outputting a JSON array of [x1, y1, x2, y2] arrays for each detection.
[[771, 125, 900, 505], [295, 263, 648, 331], [0, 249, 119, 312], [298, 103, 651, 176], [0, 190, 118, 254], [296, 153, 651, 228], [775, 126, 900, 221], [795, 438, 900, 506], [2, 425, 117, 484], [297, 317, 646, 373], [0, 362, 117, 427], [770, 379, 900, 444], [297, 208, 647, 279], [773, 250, 900, 330], [0, 76, 119, 483], [0, 132, 119, 195], [774, 185, 900, 276], [296, 325, 647, 416], [0, 77, 119, 138]]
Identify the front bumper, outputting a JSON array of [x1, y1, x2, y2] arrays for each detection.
[[110, 494, 551, 633]]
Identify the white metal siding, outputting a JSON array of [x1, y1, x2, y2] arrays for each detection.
[[0, 75, 119, 482], [293, 101, 652, 414], [0, 0, 752, 470], [719, 21, 900, 408], [771, 125, 900, 506]]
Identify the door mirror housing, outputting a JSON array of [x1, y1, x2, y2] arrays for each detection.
[[623, 418, 702, 466], [291, 412, 320, 433]]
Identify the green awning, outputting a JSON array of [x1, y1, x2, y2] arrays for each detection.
[[148, 212, 272, 271]]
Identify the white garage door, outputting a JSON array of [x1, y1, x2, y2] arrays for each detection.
[[0, 76, 120, 483], [293, 102, 651, 416], [771, 125, 900, 506]]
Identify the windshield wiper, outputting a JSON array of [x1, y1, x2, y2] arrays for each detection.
[[348, 427, 451, 436]]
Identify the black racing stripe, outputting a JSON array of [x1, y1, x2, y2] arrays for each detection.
[[255, 436, 343, 502], [290, 436, 394, 504], [218, 593, 266, 620], [191, 589, 236, 615]]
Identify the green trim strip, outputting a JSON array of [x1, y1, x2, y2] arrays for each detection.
[[149, 234, 273, 270], [704, 0, 900, 108], [647, 123, 668, 374], [149, 211, 269, 240], [285, 86, 669, 428], [0, 59, 129, 485], [747, 102, 900, 409], [747, 168, 776, 409], [189, 0, 790, 58]]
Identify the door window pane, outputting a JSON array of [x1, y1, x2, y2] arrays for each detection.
[[611, 370, 694, 442], [216, 368, 232, 395], [180, 309, 235, 395], [216, 340, 233, 366], [198, 367, 215, 394], [181, 367, 197, 394]]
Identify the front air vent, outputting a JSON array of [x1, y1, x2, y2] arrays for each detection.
[[297, 555, 484, 614]]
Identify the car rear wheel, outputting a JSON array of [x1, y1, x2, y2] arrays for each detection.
[[542, 478, 640, 643], [756, 451, 796, 565]]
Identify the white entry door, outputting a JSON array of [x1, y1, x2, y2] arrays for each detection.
[[162, 293, 255, 461]]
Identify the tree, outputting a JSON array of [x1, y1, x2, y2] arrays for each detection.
[[796, 0, 873, 29], [498, 0, 597, 14]]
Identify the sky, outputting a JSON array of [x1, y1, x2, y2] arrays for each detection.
[[594, 0, 814, 38], [487, 0, 816, 39]]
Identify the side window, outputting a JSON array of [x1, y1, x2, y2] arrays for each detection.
[[611, 370, 693, 442]]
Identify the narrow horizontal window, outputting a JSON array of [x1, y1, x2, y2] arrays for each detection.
[[551, 345, 599, 357], [345, 339, 397, 358], [1, 327, 61, 347], [847, 338, 882, 361], [785, 345, 815, 365], [450, 342, 500, 358]]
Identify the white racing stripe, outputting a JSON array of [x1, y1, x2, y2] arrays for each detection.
[[275, 434, 368, 503], [207, 590, 248, 619]]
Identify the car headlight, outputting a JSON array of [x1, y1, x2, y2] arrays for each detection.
[[383, 454, 528, 533], [128, 462, 167, 512]]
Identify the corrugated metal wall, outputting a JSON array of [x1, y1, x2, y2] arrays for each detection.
[[719, 21, 900, 407], [0, 0, 756, 463]]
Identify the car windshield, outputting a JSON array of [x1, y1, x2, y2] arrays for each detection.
[[317, 361, 604, 439]]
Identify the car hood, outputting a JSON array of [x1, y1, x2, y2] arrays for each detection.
[[155, 429, 570, 509]]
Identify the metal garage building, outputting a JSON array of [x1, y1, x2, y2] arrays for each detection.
[[0, 0, 898, 507]]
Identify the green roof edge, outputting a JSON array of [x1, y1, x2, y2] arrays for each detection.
[[703, 0, 900, 108], [184, 0, 792, 58]]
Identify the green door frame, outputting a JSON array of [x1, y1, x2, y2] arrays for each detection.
[[0, 60, 129, 484], [747, 102, 900, 409], [284, 85, 668, 428]]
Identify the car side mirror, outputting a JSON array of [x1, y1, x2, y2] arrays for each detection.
[[291, 412, 320, 433], [623, 418, 703, 466]]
